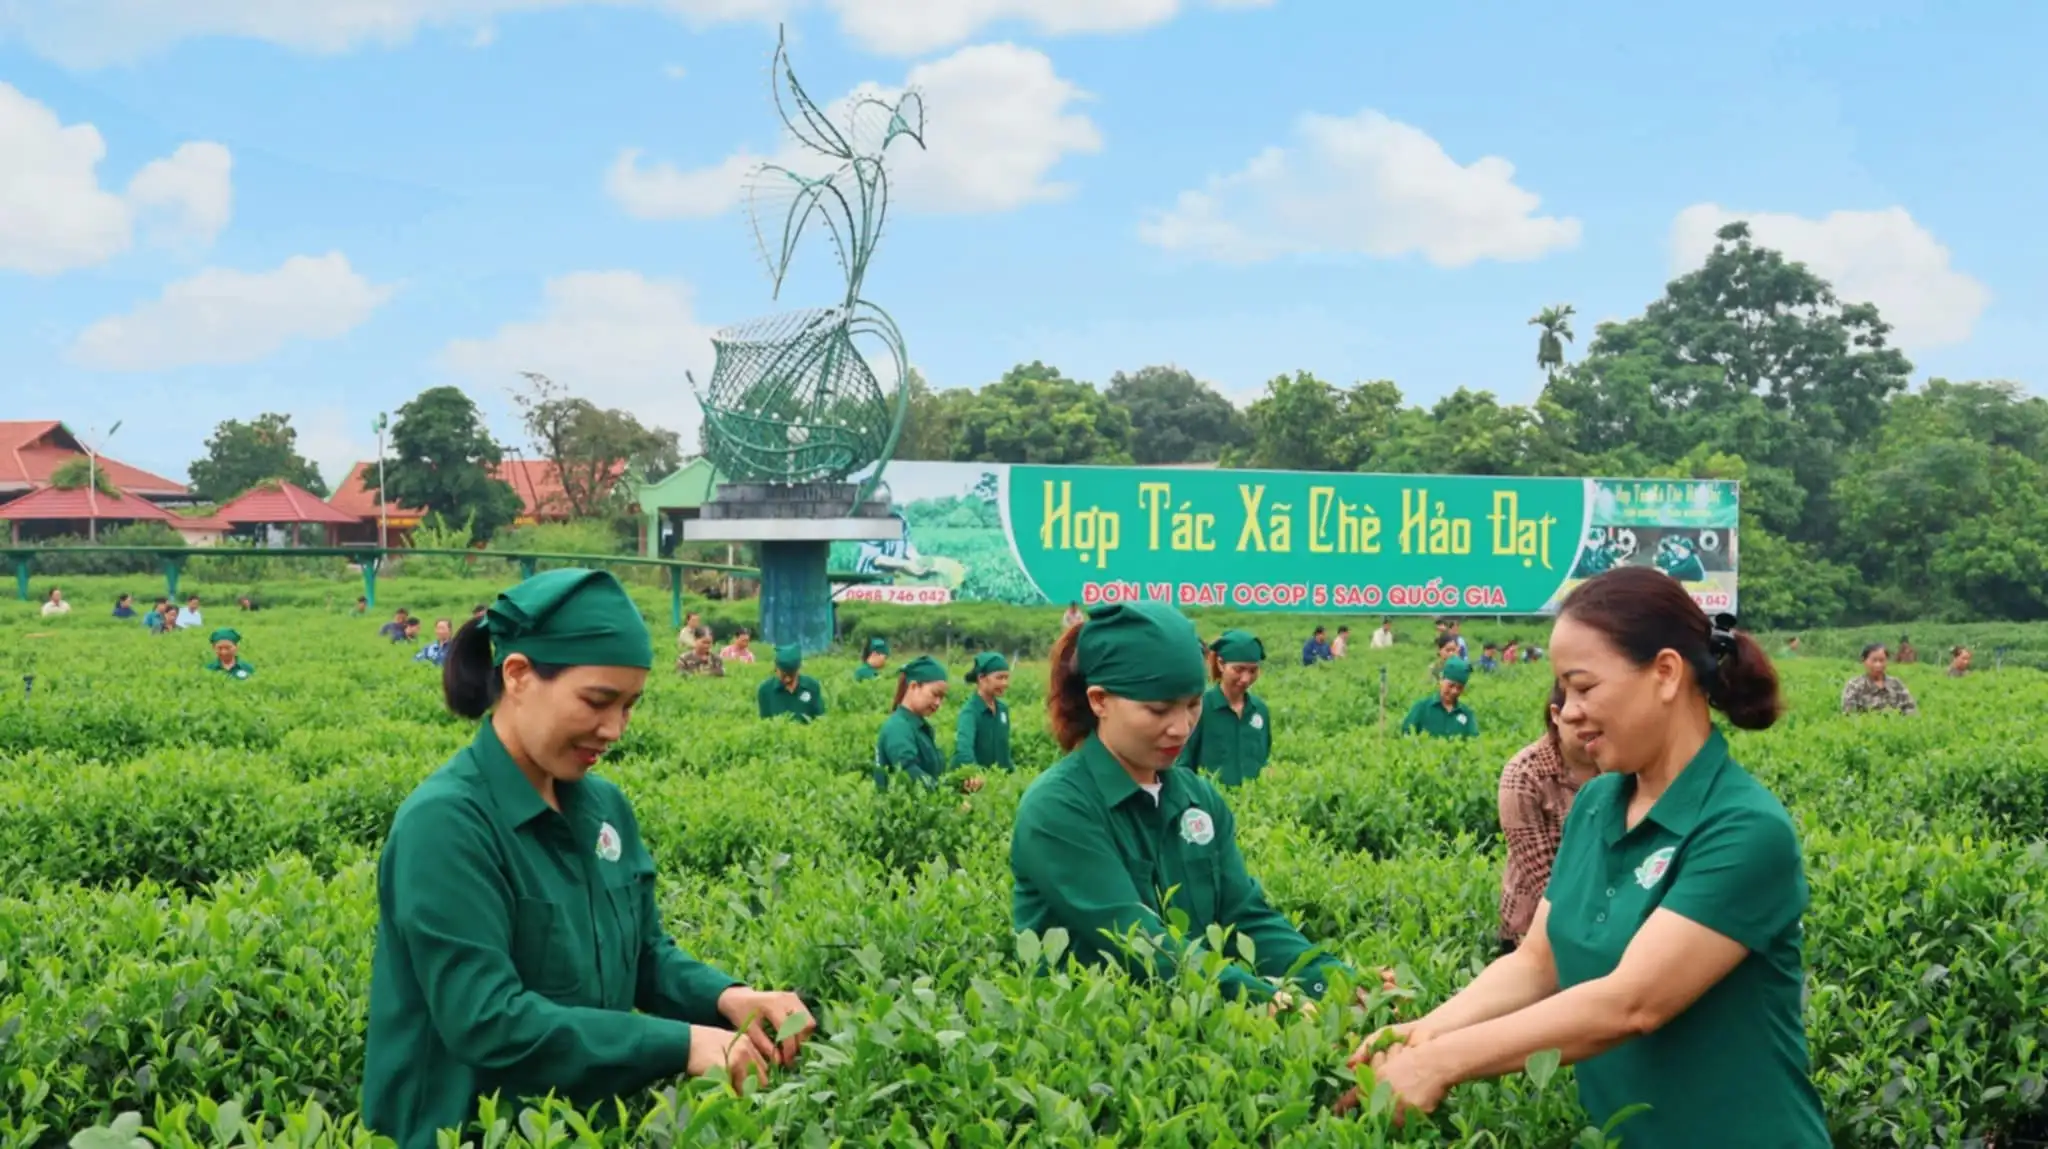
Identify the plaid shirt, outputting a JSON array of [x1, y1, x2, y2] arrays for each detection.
[[676, 650, 725, 677], [1498, 737, 1590, 943], [1841, 674, 1918, 716]]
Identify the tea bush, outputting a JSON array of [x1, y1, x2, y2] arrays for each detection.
[[4, 588, 2045, 1147]]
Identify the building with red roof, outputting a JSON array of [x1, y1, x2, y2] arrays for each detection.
[[0, 421, 188, 506], [215, 479, 356, 544], [0, 485, 173, 543], [328, 457, 625, 544]]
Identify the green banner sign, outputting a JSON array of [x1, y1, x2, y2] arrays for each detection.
[[832, 464, 1738, 616]]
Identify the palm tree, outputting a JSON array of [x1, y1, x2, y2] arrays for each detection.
[[1530, 304, 1576, 379]]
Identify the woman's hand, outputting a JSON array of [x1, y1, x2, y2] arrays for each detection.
[[962, 776, 985, 794], [717, 985, 817, 1067], [686, 1023, 770, 1093]]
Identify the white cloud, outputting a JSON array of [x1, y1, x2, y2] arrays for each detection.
[[0, 83, 233, 274], [69, 253, 395, 370], [439, 271, 719, 443], [0, 0, 786, 69], [291, 406, 381, 492], [609, 42, 1102, 220], [1139, 109, 1581, 268], [1670, 204, 1990, 350], [826, 0, 1261, 56]]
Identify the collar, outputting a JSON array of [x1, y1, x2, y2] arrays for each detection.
[[1080, 733, 1194, 815], [472, 717, 568, 831], [1640, 728, 1732, 836], [1203, 685, 1231, 713], [892, 705, 931, 733]]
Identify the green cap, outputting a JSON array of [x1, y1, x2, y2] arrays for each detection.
[[898, 654, 947, 684], [1210, 629, 1264, 664], [1078, 601, 1205, 701], [208, 628, 242, 645], [866, 637, 890, 656], [1442, 657, 1472, 685], [774, 646, 803, 673], [965, 651, 1010, 682], [480, 568, 653, 670]]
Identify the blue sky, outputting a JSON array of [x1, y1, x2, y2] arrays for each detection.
[[1, 0, 2041, 488]]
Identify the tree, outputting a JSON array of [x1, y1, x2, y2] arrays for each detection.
[[510, 373, 682, 519], [49, 457, 117, 494], [1529, 304, 1575, 378], [367, 386, 523, 542], [1104, 365, 1248, 464], [1232, 372, 1407, 473], [894, 368, 973, 461], [948, 361, 1132, 465], [187, 413, 328, 503]]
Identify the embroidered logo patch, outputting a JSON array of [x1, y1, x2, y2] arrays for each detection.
[[596, 822, 622, 863], [800, 691, 812, 702], [1456, 713, 1468, 725], [1250, 713, 1265, 730], [1634, 846, 1675, 889], [1180, 808, 1215, 846]]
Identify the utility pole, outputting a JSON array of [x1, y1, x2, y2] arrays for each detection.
[[373, 412, 390, 555], [82, 420, 121, 543]]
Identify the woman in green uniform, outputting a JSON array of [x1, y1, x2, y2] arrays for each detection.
[[1402, 657, 1478, 738], [363, 569, 817, 1149], [853, 637, 889, 680], [1341, 566, 1829, 1147], [952, 651, 1013, 770], [874, 655, 982, 793], [206, 628, 255, 679], [1011, 602, 1357, 1005], [758, 646, 825, 722], [1177, 629, 1272, 786]]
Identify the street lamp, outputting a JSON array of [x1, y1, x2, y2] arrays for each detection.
[[82, 420, 122, 543], [372, 413, 390, 554]]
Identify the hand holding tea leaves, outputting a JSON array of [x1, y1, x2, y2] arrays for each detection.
[[961, 776, 985, 794], [718, 985, 817, 1067], [1272, 966, 1400, 1018], [686, 1023, 770, 1093]]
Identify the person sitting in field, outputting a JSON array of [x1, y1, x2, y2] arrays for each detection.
[[1841, 643, 1917, 716], [1480, 643, 1501, 672], [854, 637, 889, 680], [676, 627, 724, 677], [1300, 626, 1333, 666], [206, 629, 256, 680], [721, 627, 757, 664], [416, 619, 455, 667], [113, 593, 136, 620], [1431, 634, 1461, 680], [1896, 635, 1917, 664], [40, 588, 70, 617], [379, 609, 411, 642], [352, 596, 369, 616], [758, 647, 825, 723], [1371, 620, 1394, 648], [1497, 683, 1597, 954], [1948, 646, 1972, 677], [1331, 625, 1351, 658], [1404, 658, 1479, 738], [144, 598, 172, 633], [176, 596, 204, 630], [676, 611, 703, 656], [403, 617, 423, 644]]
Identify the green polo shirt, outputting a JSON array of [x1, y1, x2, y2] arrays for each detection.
[[206, 659, 255, 680], [1401, 695, 1477, 738], [363, 721, 741, 1149], [757, 673, 825, 722], [853, 663, 882, 681], [1010, 735, 1347, 1003], [1545, 729, 1828, 1147], [1177, 685, 1272, 787], [874, 706, 944, 790], [952, 694, 1013, 770]]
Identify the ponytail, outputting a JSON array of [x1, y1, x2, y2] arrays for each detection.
[[1709, 630, 1783, 731], [441, 617, 568, 719], [1047, 624, 1095, 751], [1204, 646, 1224, 683], [889, 672, 910, 712]]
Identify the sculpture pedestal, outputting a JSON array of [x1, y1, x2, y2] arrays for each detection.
[[683, 484, 902, 655]]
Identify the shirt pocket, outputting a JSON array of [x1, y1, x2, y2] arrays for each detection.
[[600, 860, 653, 1000], [509, 897, 579, 998], [1175, 853, 1224, 929]]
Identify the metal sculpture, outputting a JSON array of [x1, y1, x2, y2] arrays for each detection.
[[690, 26, 924, 498]]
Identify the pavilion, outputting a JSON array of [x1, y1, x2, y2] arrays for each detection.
[[0, 486, 176, 544], [214, 480, 357, 545]]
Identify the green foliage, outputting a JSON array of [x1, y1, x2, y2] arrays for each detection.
[[368, 387, 523, 542], [6, 588, 2046, 1147], [947, 361, 1134, 465], [1106, 365, 1248, 464], [510, 372, 681, 518], [47, 456, 118, 495], [20, 523, 188, 577], [186, 413, 329, 503]]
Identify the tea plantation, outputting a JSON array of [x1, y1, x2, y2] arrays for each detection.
[[4, 584, 2045, 1147]]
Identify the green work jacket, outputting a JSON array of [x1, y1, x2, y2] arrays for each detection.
[[758, 674, 825, 722], [1010, 734, 1347, 1002], [874, 706, 944, 790], [1545, 729, 1829, 1147], [853, 664, 882, 681], [362, 721, 740, 1149], [207, 659, 255, 680], [1178, 685, 1271, 786], [1401, 696, 1478, 738], [952, 694, 1013, 770]]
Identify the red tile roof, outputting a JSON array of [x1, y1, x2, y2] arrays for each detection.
[[328, 462, 424, 522], [0, 420, 188, 497], [0, 485, 175, 522], [215, 480, 357, 525], [330, 458, 623, 523]]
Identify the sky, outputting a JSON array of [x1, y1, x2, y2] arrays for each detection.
[[1, 0, 2042, 489]]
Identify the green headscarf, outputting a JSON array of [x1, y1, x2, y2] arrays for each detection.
[[965, 651, 1010, 682], [774, 646, 803, 673], [1210, 628, 1264, 664], [1078, 601, 1205, 701], [866, 637, 890, 656], [1442, 657, 1473, 685], [479, 568, 652, 670], [898, 654, 947, 684], [208, 628, 242, 645]]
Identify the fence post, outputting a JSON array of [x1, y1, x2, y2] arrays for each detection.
[[160, 553, 187, 602], [361, 560, 379, 610], [11, 554, 29, 602], [670, 567, 683, 632]]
